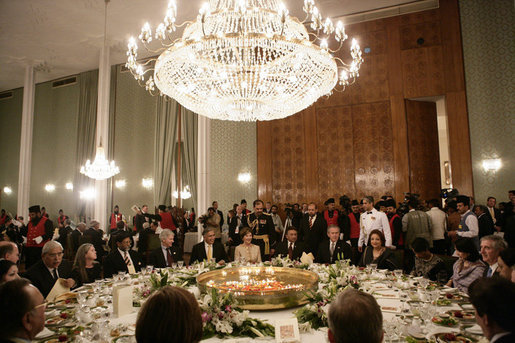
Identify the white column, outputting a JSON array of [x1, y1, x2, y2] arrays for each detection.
[[17, 66, 35, 220], [197, 115, 211, 241], [94, 45, 111, 232]]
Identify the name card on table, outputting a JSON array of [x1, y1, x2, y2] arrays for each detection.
[[113, 285, 133, 318], [275, 318, 300, 343]]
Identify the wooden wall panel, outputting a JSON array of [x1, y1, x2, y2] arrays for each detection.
[[406, 100, 441, 200], [401, 46, 445, 98]]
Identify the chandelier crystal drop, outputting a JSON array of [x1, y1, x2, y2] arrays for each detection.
[[80, 144, 120, 180], [126, 0, 363, 121]]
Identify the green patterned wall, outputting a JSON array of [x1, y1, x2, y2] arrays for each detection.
[[209, 120, 257, 217], [460, 0, 515, 204]]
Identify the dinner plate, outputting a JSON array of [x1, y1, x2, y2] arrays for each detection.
[[464, 324, 483, 335], [429, 332, 476, 342]]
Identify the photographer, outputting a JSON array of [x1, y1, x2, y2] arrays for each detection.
[[200, 207, 221, 244]]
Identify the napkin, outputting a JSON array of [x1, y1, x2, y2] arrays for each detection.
[[113, 285, 134, 317], [46, 278, 70, 302], [35, 327, 55, 339], [465, 324, 483, 335], [300, 252, 314, 265]]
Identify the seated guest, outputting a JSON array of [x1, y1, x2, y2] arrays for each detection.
[[148, 229, 183, 268], [497, 248, 515, 282], [190, 228, 227, 264], [446, 238, 487, 293], [0, 241, 20, 263], [328, 288, 383, 343], [57, 218, 73, 253], [0, 259, 19, 283], [108, 220, 134, 251], [317, 225, 352, 264], [468, 277, 515, 343], [71, 243, 102, 287], [411, 237, 448, 284], [23, 241, 75, 298], [480, 234, 507, 277], [135, 285, 202, 343], [234, 227, 262, 263], [103, 233, 143, 278], [359, 229, 398, 270], [275, 227, 306, 260], [0, 278, 47, 342]]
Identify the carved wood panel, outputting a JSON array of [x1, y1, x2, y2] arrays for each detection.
[[401, 46, 445, 98]]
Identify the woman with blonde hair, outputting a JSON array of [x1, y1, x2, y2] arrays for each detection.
[[71, 243, 102, 286]]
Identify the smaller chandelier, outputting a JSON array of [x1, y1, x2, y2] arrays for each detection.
[[80, 144, 120, 180], [173, 185, 192, 199]]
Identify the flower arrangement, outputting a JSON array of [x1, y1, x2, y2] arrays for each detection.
[[199, 288, 275, 339]]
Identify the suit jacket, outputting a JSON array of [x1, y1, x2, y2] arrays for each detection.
[[23, 259, 74, 298], [477, 213, 495, 239], [190, 241, 228, 264], [58, 226, 73, 250], [103, 249, 143, 278], [274, 240, 306, 260], [494, 332, 515, 343], [148, 246, 183, 268], [216, 209, 224, 228], [228, 216, 241, 246], [299, 213, 327, 257], [70, 229, 84, 253], [316, 239, 352, 264]]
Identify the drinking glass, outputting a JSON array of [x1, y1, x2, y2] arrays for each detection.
[[146, 265, 153, 274], [369, 263, 378, 271], [172, 263, 178, 269], [394, 269, 403, 278], [178, 261, 184, 268]]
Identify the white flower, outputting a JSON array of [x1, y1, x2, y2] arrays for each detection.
[[214, 318, 233, 334], [188, 286, 201, 299]]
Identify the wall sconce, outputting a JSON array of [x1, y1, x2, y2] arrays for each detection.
[[482, 159, 501, 172], [237, 172, 251, 184], [45, 184, 56, 192], [115, 179, 126, 189], [79, 187, 96, 200], [443, 161, 451, 186], [65, 182, 74, 190], [142, 178, 153, 189], [3, 186, 12, 195]]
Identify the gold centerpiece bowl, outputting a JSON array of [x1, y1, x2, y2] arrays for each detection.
[[197, 266, 319, 310]]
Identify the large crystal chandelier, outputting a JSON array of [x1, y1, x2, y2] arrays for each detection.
[[80, 143, 120, 180], [126, 0, 363, 121]]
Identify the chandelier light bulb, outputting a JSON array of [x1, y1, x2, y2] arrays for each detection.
[[45, 184, 55, 192], [3, 186, 12, 195], [80, 144, 120, 180], [65, 182, 74, 190]]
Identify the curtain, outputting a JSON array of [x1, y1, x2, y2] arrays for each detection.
[[181, 107, 198, 210], [74, 70, 98, 222], [153, 97, 179, 206]]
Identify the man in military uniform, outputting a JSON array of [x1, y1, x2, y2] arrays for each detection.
[[247, 199, 276, 260]]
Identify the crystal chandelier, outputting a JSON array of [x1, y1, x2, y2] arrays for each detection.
[[80, 144, 120, 180], [126, 0, 363, 121], [173, 185, 192, 199]]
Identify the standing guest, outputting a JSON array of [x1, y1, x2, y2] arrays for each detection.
[[188, 208, 196, 228], [41, 207, 49, 218], [328, 288, 383, 343], [446, 200, 461, 231], [71, 243, 101, 287], [385, 199, 404, 249], [70, 222, 87, 254], [84, 220, 107, 261], [240, 199, 251, 215], [448, 195, 480, 250], [135, 205, 157, 232], [446, 238, 486, 293], [359, 230, 398, 270], [270, 205, 284, 240], [358, 196, 392, 253], [227, 209, 241, 250], [248, 199, 276, 260], [157, 205, 177, 232], [301, 203, 309, 215], [480, 235, 507, 277], [135, 286, 202, 343], [402, 198, 432, 250], [475, 205, 495, 239], [23, 205, 54, 269], [0, 241, 20, 263], [190, 228, 227, 264], [212, 201, 224, 230], [316, 225, 352, 264], [486, 196, 502, 229], [0, 260, 19, 283], [299, 202, 327, 258], [468, 277, 515, 343], [347, 200, 361, 248], [234, 227, 262, 263], [103, 233, 143, 278], [426, 199, 447, 254], [274, 227, 306, 261], [23, 241, 75, 298], [264, 201, 272, 214], [0, 278, 47, 342], [0, 209, 7, 226], [323, 198, 340, 227], [57, 218, 74, 253], [57, 209, 68, 226], [411, 237, 448, 284], [203, 207, 222, 243], [292, 203, 303, 230], [148, 229, 183, 268], [109, 205, 124, 231], [497, 248, 515, 282]]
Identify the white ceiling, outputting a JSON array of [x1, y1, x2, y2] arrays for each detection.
[[0, 0, 426, 92]]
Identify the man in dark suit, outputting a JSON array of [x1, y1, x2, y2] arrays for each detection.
[[0, 278, 47, 342], [274, 227, 306, 260], [103, 233, 143, 278], [190, 228, 227, 264], [213, 201, 224, 231], [148, 229, 183, 268], [23, 241, 75, 298], [475, 205, 495, 239], [70, 222, 86, 254], [468, 277, 515, 343], [57, 218, 74, 252], [84, 220, 107, 261], [317, 225, 353, 264], [299, 202, 327, 258]]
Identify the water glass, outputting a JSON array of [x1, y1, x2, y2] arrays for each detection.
[[394, 269, 403, 278], [146, 265, 153, 274], [178, 261, 184, 268]]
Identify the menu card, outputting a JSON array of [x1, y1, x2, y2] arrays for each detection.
[[113, 285, 133, 317], [275, 318, 300, 343]]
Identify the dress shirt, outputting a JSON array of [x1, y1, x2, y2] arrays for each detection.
[[309, 214, 317, 226], [491, 332, 511, 343], [457, 210, 479, 238], [487, 262, 498, 277], [46, 267, 59, 279], [161, 245, 171, 266], [487, 206, 497, 224], [427, 207, 447, 240], [358, 208, 392, 247]]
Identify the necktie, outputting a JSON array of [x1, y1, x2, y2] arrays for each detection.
[[330, 242, 335, 256], [487, 267, 493, 277], [309, 217, 313, 228], [52, 268, 58, 281], [207, 244, 213, 261], [124, 251, 131, 266], [288, 243, 293, 259], [167, 249, 173, 266]]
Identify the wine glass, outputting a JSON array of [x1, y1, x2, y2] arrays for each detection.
[[178, 261, 184, 268]]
